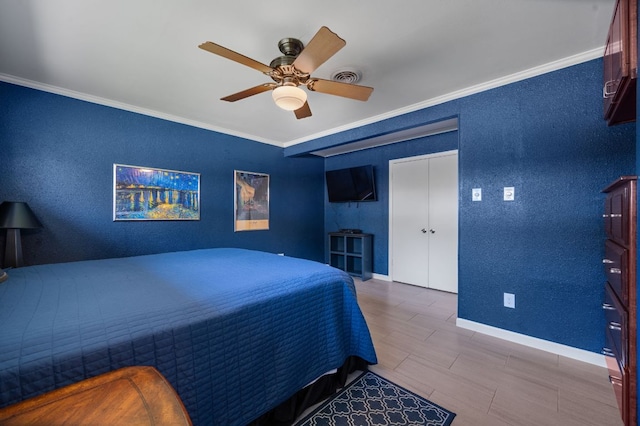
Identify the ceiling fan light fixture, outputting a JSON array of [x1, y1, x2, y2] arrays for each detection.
[[272, 85, 307, 111]]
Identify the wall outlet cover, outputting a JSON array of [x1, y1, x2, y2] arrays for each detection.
[[504, 292, 515, 308], [472, 188, 482, 201]]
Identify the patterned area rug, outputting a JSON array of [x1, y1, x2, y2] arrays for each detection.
[[294, 371, 456, 426]]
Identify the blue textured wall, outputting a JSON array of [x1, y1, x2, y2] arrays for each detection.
[[457, 61, 634, 351], [0, 82, 325, 265], [291, 58, 636, 354], [324, 131, 459, 275]]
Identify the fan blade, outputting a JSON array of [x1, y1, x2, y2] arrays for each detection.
[[199, 41, 273, 74], [221, 83, 275, 102], [308, 79, 373, 101], [292, 27, 346, 74], [294, 101, 312, 119]]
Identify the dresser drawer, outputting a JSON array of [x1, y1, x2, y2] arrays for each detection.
[[604, 182, 631, 246], [605, 239, 629, 305], [605, 351, 630, 426], [604, 282, 628, 368]]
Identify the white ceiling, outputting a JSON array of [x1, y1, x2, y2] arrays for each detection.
[[0, 0, 615, 148]]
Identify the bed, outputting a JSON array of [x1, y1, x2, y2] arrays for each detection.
[[0, 248, 377, 425]]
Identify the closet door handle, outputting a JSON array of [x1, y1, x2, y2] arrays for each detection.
[[421, 228, 427, 234], [602, 303, 616, 311], [603, 259, 615, 264], [609, 268, 622, 274]]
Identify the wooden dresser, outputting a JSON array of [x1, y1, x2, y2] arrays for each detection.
[[603, 176, 637, 426], [0, 366, 192, 425]]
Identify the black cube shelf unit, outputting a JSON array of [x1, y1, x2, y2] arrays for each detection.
[[328, 232, 372, 281]]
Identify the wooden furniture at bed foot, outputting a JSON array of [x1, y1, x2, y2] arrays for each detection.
[[602, 176, 637, 426], [329, 232, 372, 281], [0, 366, 192, 426]]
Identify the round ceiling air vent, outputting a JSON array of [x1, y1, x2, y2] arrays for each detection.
[[331, 68, 362, 84]]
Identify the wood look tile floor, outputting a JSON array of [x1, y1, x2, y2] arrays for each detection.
[[354, 278, 623, 426]]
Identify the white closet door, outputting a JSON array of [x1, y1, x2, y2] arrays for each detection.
[[391, 157, 430, 287], [426, 153, 458, 293], [390, 151, 458, 293]]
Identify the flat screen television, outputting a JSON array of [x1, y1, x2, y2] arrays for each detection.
[[325, 165, 377, 202]]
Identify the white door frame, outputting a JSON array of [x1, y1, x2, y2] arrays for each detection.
[[388, 149, 459, 284]]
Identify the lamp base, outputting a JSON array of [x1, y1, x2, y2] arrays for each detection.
[[4, 228, 23, 268]]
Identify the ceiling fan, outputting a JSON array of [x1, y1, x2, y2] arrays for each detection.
[[198, 26, 373, 119]]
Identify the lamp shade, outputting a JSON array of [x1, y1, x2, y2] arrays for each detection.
[[0, 202, 42, 229], [272, 85, 307, 111]]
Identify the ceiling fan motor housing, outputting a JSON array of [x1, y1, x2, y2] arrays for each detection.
[[269, 37, 307, 84], [269, 55, 296, 69], [277, 38, 304, 56], [269, 39, 311, 86]]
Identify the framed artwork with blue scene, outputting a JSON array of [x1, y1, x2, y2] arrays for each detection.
[[234, 170, 269, 231], [113, 164, 200, 221]]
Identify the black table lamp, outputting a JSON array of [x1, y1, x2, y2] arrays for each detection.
[[0, 201, 42, 268]]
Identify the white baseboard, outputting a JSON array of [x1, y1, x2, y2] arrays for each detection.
[[456, 318, 606, 368], [372, 273, 391, 281]]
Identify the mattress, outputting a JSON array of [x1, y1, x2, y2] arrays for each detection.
[[0, 248, 377, 425]]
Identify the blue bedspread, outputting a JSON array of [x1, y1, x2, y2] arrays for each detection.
[[0, 248, 377, 425]]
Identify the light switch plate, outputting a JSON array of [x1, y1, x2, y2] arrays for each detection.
[[504, 187, 515, 201], [472, 188, 482, 201]]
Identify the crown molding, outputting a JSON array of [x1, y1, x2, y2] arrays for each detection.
[[283, 46, 604, 147], [1, 46, 603, 149], [0, 73, 284, 147]]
